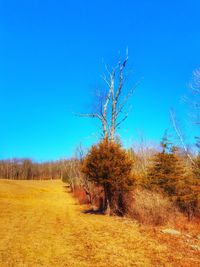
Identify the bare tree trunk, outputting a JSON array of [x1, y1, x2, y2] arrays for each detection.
[[103, 185, 111, 215]]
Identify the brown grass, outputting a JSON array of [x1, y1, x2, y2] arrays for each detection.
[[0, 179, 199, 266], [126, 189, 176, 225]]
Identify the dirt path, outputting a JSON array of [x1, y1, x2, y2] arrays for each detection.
[[0, 180, 199, 267]]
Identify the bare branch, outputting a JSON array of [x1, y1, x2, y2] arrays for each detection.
[[75, 113, 102, 120], [115, 113, 129, 129], [101, 74, 111, 88], [116, 79, 141, 116], [115, 52, 129, 102]]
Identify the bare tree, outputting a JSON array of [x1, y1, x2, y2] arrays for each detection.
[[185, 68, 200, 150], [78, 51, 139, 141], [170, 110, 195, 165], [169, 69, 200, 164]]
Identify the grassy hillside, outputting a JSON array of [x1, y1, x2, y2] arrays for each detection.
[[0, 179, 199, 266]]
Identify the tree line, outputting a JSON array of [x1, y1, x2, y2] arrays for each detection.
[[0, 158, 69, 180]]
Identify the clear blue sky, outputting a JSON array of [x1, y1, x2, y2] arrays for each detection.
[[0, 0, 200, 161]]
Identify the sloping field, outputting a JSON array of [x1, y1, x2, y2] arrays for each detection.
[[0, 179, 199, 267]]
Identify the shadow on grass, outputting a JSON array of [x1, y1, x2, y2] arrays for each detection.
[[63, 184, 71, 193], [82, 209, 104, 215], [62, 184, 105, 213]]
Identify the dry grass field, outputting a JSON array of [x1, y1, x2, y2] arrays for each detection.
[[0, 179, 199, 267]]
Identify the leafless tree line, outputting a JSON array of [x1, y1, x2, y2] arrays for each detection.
[[0, 159, 66, 180]]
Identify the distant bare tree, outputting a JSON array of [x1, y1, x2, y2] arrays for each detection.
[[188, 68, 200, 125], [188, 68, 200, 149], [191, 68, 200, 92], [170, 110, 195, 165], [78, 51, 139, 141]]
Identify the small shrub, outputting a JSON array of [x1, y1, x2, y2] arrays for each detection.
[[73, 186, 90, 205], [126, 189, 175, 225]]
